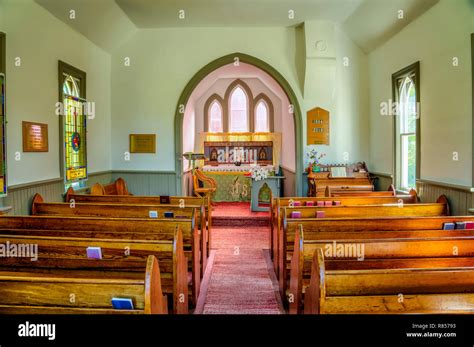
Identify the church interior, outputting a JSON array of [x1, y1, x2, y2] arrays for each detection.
[[0, 0, 474, 324]]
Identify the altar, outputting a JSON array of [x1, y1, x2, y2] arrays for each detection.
[[196, 132, 283, 204], [202, 166, 273, 202]]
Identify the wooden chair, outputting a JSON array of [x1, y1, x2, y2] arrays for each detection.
[[193, 169, 217, 206]]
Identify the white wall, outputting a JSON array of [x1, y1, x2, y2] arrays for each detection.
[[368, 0, 472, 186], [0, 0, 112, 186], [111, 25, 369, 176]]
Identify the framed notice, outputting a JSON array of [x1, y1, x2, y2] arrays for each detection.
[[307, 107, 330, 145], [130, 134, 156, 153], [22, 121, 49, 152]]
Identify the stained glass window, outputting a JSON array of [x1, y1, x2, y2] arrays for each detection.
[[229, 87, 248, 132], [61, 69, 87, 185]]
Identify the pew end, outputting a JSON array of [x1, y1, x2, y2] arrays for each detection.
[[30, 193, 44, 215], [145, 255, 167, 314], [65, 187, 75, 203], [436, 194, 450, 216]]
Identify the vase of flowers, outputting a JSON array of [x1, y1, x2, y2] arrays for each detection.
[[306, 148, 326, 173], [248, 166, 269, 181]]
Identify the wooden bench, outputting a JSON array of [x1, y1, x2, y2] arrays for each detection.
[[90, 178, 130, 196], [270, 189, 419, 265], [0, 255, 168, 314], [64, 190, 213, 253], [279, 215, 474, 299], [325, 184, 396, 197], [275, 195, 449, 280], [0, 228, 188, 313], [32, 193, 208, 280], [0, 215, 201, 306], [291, 230, 474, 314]]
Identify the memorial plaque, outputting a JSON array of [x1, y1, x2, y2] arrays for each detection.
[[307, 107, 330, 145], [130, 134, 156, 153], [22, 121, 48, 152]]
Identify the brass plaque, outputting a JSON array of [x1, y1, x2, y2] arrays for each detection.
[[307, 107, 330, 145], [22, 121, 49, 152], [130, 134, 156, 153]]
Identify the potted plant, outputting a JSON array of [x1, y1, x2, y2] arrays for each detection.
[[306, 148, 326, 173]]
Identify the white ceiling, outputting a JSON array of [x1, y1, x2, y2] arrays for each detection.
[[34, 0, 439, 53], [114, 0, 364, 28]]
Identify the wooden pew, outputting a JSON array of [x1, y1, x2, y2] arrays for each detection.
[[290, 229, 474, 314], [0, 255, 168, 314], [0, 229, 188, 313], [0, 215, 201, 305], [325, 184, 396, 197], [90, 178, 130, 196], [275, 195, 449, 280], [32, 193, 208, 280], [280, 214, 474, 299], [270, 189, 419, 265], [64, 189, 213, 253]]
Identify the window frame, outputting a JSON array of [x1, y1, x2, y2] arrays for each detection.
[[204, 94, 225, 132], [58, 61, 88, 188], [228, 85, 250, 133], [0, 32, 7, 197], [392, 61, 420, 192], [253, 93, 274, 133]]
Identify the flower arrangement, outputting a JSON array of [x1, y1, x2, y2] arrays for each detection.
[[248, 166, 269, 181], [306, 148, 326, 172]]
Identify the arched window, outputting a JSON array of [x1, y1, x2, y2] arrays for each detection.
[[393, 62, 419, 191], [398, 76, 417, 189], [208, 100, 223, 133], [229, 86, 248, 132], [59, 61, 88, 189], [255, 100, 269, 132]]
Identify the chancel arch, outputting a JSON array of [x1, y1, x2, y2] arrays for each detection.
[[177, 55, 302, 197]]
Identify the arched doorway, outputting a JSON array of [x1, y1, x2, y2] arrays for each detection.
[[174, 53, 303, 196]]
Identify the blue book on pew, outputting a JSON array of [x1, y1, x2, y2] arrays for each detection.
[[443, 223, 455, 230], [111, 298, 134, 310]]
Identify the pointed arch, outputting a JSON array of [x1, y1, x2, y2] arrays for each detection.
[[224, 79, 254, 132], [253, 93, 274, 132], [174, 53, 303, 196], [204, 93, 225, 132]]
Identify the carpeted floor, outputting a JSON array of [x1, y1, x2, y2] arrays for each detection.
[[195, 203, 285, 314]]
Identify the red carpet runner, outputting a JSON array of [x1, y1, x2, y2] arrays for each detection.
[[195, 203, 285, 314]]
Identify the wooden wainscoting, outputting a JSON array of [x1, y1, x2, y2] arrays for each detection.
[[371, 172, 393, 191], [111, 171, 177, 196], [416, 179, 473, 216], [2, 171, 112, 215]]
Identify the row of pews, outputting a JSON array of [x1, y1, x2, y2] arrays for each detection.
[[271, 189, 474, 314], [0, 179, 212, 314]]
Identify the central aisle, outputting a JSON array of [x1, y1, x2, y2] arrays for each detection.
[[195, 203, 285, 314]]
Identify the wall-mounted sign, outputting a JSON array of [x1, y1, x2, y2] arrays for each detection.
[[22, 121, 49, 152], [307, 107, 330, 145], [130, 134, 156, 153]]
